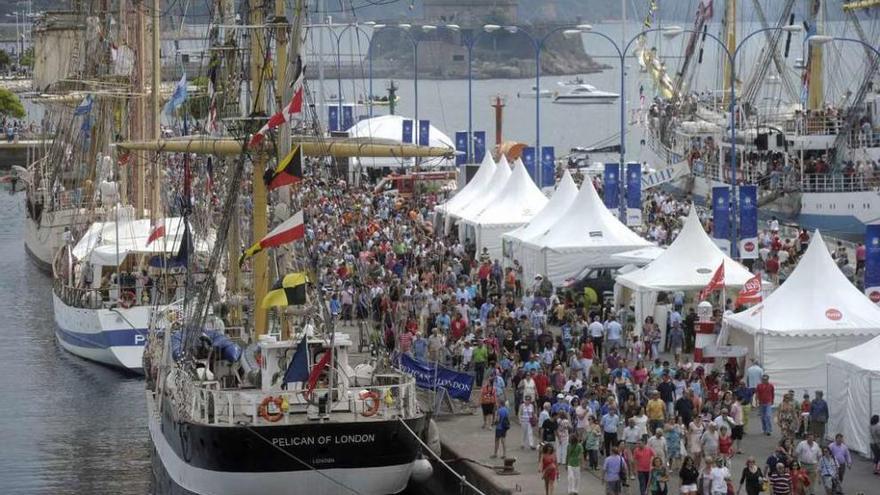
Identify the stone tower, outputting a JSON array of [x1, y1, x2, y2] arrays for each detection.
[[422, 0, 518, 26]]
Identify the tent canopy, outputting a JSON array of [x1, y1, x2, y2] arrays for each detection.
[[451, 154, 511, 221], [610, 246, 666, 266], [462, 157, 548, 227], [347, 115, 454, 168], [436, 152, 496, 216], [615, 206, 754, 292], [826, 336, 880, 455], [725, 231, 880, 336], [502, 170, 578, 245]]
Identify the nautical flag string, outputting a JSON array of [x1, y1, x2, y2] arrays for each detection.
[[248, 67, 305, 148], [239, 210, 305, 266]]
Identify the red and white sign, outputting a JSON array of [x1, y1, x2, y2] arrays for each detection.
[[735, 274, 763, 306], [825, 308, 842, 321], [744, 241, 755, 253], [868, 290, 880, 304]]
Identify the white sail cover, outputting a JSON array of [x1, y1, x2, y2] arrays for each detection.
[[520, 177, 651, 285], [826, 336, 880, 454], [461, 157, 549, 260], [346, 114, 454, 168], [723, 232, 880, 403], [435, 152, 496, 217], [72, 214, 209, 266], [616, 206, 754, 292], [451, 154, 511, 222]]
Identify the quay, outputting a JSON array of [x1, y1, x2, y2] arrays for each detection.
[[0, 139, 51, 168]]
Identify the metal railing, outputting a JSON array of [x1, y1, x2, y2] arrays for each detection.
[[187, 378, 419, 426], [800, 173, 875, 193], [53, 277, 189, 309]]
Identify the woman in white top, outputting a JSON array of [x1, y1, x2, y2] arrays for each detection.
[[518, 396, 536, 450], [688, 419, 705, 468], [633, 406, 650, 438]]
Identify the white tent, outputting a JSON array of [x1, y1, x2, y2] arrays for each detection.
[[723, 231, 880, 402], [451, 154, 511, 225], [502, 170, 578, 265], [461, 157, 549, 260], [346, 115, 454, 168], [435, 152, 496, 230], [520, 177, 652, 286], [610, 246, 666, 266], [826, 336, 880, 454], [615, 206, 755, 333]]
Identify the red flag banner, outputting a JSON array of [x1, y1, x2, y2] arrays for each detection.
[[248, 73, 305, 148], [147, 224, 165, 246], [736, 273, 763, 306], [305, 351, 332, 397], [699, 262, 725, 301]]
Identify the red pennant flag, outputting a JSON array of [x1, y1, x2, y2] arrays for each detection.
[[146, 224, 166, 246], [699, 262, 725, 301], [736, 273, 763, 306], [248, 73, 305, 148], [305, 351, 332, 397]]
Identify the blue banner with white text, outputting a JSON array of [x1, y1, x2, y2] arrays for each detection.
[[603, 163, 619, 210], [541, 146, 555, 188], [455, 131, 468, 166], [418, 119, 430, 146], [328, 106, 339, 132], [473, 131, 486, 163], [738, 185, 758, 259], [402, 119, 413, 144], [865, 225, 880, 305], [398, 354, 474, 401], [712, 186, 731, 256], [626, 162, 642, 226], [522, 147, 537, 183], [342, 105, 354, 131]]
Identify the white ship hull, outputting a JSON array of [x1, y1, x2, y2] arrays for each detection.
[[147, 394, 419, 495], [24, 207, 84, 274], [52, 293, 158, 373]]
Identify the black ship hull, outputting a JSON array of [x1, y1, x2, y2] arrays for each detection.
[[148, 393, 426, 495]]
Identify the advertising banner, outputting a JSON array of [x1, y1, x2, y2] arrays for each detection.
[[603, 163, 620, 211], [398, 354, 474, 401], [522, 147, 537, 182], [865, 225, 880, 305], [626, 162, 642, 226], [541, 146, 556, 188], [473, 131, 486, 163], [738, 185, 759, 259], [455, 131, 468, 166], [712, 186, 731, 256], [402, 119, 413, 144], [418, 119, 430, 146], [328, 106, 339, 132], [341, 105, 354, 131]]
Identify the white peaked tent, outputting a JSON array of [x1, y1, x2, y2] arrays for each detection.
[[461, 157, 549, 260], [435, 152, 497, 232], [451, 154, 511, 224], [615, 206, 755, 333], [723, 231, 880, 402], [826, 336, 880, 453], [502, 170, 578, 264], [520, 177, 652, 286]]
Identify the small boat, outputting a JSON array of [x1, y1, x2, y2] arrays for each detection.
[[553, 84, 620, 104], [359, 95, 400, 107], [557, 76, 586, 87], [517, 86, 555, 99]]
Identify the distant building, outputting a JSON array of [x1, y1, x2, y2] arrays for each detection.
[[423, 0, 518, 25]]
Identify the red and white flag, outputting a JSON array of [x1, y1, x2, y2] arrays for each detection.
[[147, 222, 166, 246], [699, 262, 725, 301], [735, 273, 763, 306], [239, 210, 305, 265], [248, 72, 305, 148]]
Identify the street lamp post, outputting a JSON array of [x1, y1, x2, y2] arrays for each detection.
[[464, 25, 499, 162], [336, 23, 372, 121]]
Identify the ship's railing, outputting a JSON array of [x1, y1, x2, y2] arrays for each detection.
[[780, 115, 846, 136], [187, 378, 420, 426], [53, 276, 191, 309], [849, 129, 880, 149], [800, 173, 874, 193]]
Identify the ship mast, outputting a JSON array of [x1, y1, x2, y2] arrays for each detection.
[[133, 0, 147, 217], [250, 0, 270, 337], [151, 0, 162, 218], [721, 0, 736, 104], [806, 0, 824, 110]]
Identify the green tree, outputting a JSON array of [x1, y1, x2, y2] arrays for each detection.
[[19, 47, 34, 68], [183, 75, 209, 121], [0, 88, 25, 119], [0, 49, 11, 69]]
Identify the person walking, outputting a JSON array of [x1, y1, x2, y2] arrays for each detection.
[[584, 418, 601, 470], [818, 446, 839, 495], [679, 455, 700, 495], [492, 400, 510, 459], [794, 433, 821, 491], [519, 396, 537, 450], [540, 443, 558, 495], [709, 457, 731, 495], [737, 457, 764, 495], [769, 463, 793, 495], [827, 434, 852, 485], [756, 374, 776, 436], [556, 411, 572, 465], [602, 445, 628, 495], [480, 381, 497, 429], [809, 392, 828, 442], [649, 455, 670, 495], [565, 433, 584, 495], [602, 406, 622, 457], [633, 438, 656, 495], [870, 414, 880, 475]]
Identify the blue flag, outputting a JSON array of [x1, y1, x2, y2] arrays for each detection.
[[454, 131, 468, 166], [473, 131, 486, 163], [541, 146, 555, 188], [284, 334, 310, 384], [522, 147, 537, 182], [738, 185, 758, 259], [328, 106, 339, 132], [626, 162, 642, 226], [603, 163, 620, 210], [342, 105, 354, 130], [402, 119, 413, 144], [712, 186, 731, 256], [163, 73, 188, 116], [74, 94, 93, 116], [418, 120, 430, 146], [865, 225, 880, 305]]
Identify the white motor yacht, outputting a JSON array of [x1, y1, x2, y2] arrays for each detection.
[[553, 84, 620, 104]]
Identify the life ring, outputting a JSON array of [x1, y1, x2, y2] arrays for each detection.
[[359, 390, 380, 417], [259, 396, 285, 422], [119, 290, 136, 309]]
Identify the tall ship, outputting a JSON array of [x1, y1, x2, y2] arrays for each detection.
[[135, 0, 449, 492], [640, 0, 880, 239]]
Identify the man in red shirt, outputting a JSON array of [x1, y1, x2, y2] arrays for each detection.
[[581, 339, 595, 382], [450, 313, 467, 342], [478, 261, 492, 299], [756, 374, 776, 436], [765, 254, 780, 284], [632, 438, 655, 494]]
